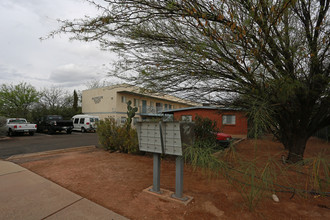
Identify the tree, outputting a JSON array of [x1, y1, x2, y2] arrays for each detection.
[[73, 90, 78, 112], [40, 87, 65, 111], [50, 0, 330, 163], [84, 79, 115, 89], [0, 116, 7, 137], [0, 82, 40, 119], [33, 87, 82, 121]]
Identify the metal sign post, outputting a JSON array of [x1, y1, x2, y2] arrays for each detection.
[[150, 122, 165, 193], [151, 153, 161, 193], [172, 156, 188, 200]]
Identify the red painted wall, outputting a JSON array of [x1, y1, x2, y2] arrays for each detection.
[[172, 109, 248, 135]]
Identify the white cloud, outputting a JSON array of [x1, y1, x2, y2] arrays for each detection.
[[0, 0, 117, 91], [50, 63, 97, 82]]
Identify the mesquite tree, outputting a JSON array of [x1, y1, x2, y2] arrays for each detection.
[[49, 0, 330, 163], [0, 82, 40, 119]]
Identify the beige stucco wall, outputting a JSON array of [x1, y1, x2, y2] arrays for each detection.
[[82, 86, 117, 120], [82, 84, 195, 123]]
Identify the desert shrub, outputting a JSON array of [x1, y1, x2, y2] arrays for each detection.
[[283, 152, 330, 197], [97, 117, 139, 153], [184, 142, 228, 176], [184, 115, 224, 175], [194, 115, 218, 143], [186, 114, 329, 211], [0, 116, 7, 136], [193, 115, 220, 150], [185, 114, 282, 210]]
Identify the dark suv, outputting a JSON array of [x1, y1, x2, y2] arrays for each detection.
[[37, 115, 73, 134]]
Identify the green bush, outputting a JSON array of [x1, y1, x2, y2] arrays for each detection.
[[184, 115, 223, 174], [194, 115, 219, 149], [97, 117, 139, 153], [0, 116, 7, 137]]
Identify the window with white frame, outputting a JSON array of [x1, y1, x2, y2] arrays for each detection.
[[181, 115, 192, 122], [121, 117, 127, 124], [121, 96, 126, 103], [222, 115, 236, 125], [134, 98, 139, 107]]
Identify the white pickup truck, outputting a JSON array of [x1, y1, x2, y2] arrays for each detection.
[[6, 118, 37, 136]]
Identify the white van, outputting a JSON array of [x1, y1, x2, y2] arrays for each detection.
[[71, 114, 100, 132]]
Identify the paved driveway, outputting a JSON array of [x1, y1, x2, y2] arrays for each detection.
[[0, 132, 99, 159]]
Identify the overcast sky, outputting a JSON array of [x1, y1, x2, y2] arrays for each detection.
[[0, 0, 118, 92]]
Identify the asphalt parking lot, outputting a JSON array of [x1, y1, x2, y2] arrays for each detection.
[[0, 132, 99, 159]]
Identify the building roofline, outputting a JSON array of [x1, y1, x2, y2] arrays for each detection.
[[117, 90, 196, 106], [83, 83, 199, 106], [161, 106, 242, 114]]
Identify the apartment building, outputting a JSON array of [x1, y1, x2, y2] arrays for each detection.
[[82, 84, 197, 124]]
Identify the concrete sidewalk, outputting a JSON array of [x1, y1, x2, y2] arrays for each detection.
[[0, 160, 128, 220]]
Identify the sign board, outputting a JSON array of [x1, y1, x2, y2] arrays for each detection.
[[137, 121, 195, 156]]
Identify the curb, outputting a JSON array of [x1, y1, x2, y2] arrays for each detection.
[[232, 137, 246, 145], [0, 136, 11, 141], [6, 145, 97, 160]]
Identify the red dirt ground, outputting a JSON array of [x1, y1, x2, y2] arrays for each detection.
[[11, 137, 330, 220]]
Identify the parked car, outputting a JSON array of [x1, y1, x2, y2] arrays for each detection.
[[6, 118, 37, 136], [37, 115, 73, 134], [216, 132, 233, 148], [71, 114, 99, 133]]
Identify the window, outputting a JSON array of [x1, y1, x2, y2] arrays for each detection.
[[74, 118, 79, 124], [79, 118, 85, 124], [164, 104, 168, 110], [48, 116, 62, 120], [156, 103, 163, 113], [121, 117, 127, 124], [181, 115, 192, 122], [222, 115, 236, 125], [134, 98, 139, 107], [163, 114, 174, 121], [142, 100, 147, 113], [133, 117, 139, 125], [169, 104, 172, 110], [121, 96, 126, 103]]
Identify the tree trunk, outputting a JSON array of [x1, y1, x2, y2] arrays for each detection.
[[286, 136, 308, 163]]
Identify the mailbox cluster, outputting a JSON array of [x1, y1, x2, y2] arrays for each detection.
[[137, 123, 163, 154], [137, 121, 194, 201], [137, 122, 183, 156]]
